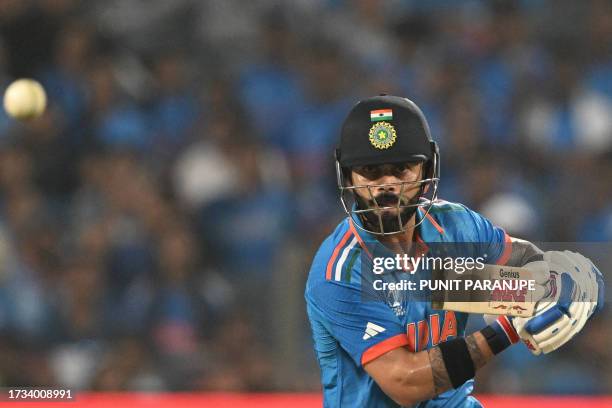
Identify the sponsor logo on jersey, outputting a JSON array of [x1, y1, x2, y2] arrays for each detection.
[[363, 322, 386, 340]]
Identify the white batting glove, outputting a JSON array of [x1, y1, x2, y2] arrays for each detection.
[[512, 251, 604, 355]]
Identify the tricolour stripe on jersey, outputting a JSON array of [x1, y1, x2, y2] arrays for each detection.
[[334, 236, 358, 281], [325, 229, 353, 280], [343, 248, 360, 282]]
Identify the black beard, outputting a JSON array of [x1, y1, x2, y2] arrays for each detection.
[[354, 192, 419, 234]]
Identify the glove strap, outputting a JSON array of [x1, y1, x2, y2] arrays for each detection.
[[481, 316, 519, 355]]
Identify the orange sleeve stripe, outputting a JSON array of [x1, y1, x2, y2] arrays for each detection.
[[348, 219, 373, 259], [415, 233, 430, 254], [361, 334, 409, 366], [496, 232, 513, 266], [325, 230, 353, 280], [425, 212, 445, 234]]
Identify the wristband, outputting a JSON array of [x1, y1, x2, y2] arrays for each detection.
[[438, 338, 475, 388]]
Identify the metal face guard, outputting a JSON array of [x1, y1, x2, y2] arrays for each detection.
[[336, 159, 439, 235]]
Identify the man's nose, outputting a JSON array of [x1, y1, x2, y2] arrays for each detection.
[[375, 173, 400, 192]]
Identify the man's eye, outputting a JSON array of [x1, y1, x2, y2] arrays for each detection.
[[356, 166, 380, 179], [362, 166, 378, 175]]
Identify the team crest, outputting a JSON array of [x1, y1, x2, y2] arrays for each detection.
[[369, 121, 397, 149]]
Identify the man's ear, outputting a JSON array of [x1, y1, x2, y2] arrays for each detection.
[[421, 162, 430, 193], [344, 168, 354, 186]]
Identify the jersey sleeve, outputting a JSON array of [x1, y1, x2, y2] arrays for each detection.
[[462, 206, 512, 265], [307, 280, 409, 367]]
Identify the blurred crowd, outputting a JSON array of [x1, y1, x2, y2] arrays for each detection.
[[0, 0, 610, 395]]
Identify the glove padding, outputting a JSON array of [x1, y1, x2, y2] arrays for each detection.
[[512, 251, 604, 355]]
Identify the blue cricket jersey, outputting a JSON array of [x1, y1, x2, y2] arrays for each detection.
[[305, 200, 511, 407]]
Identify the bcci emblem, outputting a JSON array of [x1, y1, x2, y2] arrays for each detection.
[[368, 121, 397, 149]]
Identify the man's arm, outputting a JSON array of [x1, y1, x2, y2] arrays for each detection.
[[364, 331, 494, 406], [362, 238, 555, 407]]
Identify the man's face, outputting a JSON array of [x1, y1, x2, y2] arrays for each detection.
[[349, 162, 424, 233]]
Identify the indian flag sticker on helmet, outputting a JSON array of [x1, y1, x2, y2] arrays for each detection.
[[370, 109, 393, 122], [369, 121, 397, 149]]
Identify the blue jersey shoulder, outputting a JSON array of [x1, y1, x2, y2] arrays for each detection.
[[425, 200, 502, 240], [422, 200, 510, 264]]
